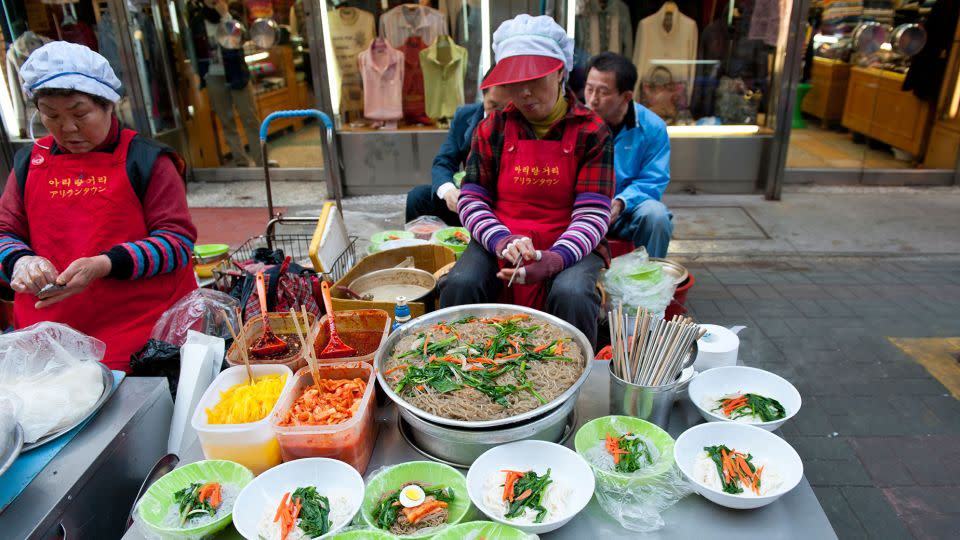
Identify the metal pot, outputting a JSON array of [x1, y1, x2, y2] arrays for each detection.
[[650, 257, 689, 285], [348, 268, 437, 303], [375, 304, 594, 429], [398, 394, 577, 468]]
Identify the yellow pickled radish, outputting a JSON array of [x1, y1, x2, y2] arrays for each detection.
[[206, 374, 287, 424]]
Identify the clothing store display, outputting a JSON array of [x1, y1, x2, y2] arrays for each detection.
[[748, 0, 781, 46], [575, 0, 633, 58], [5, 32, 51, 138], [328, 6, 376, 118], [400, 36, 432, 124], [903, 0, 960, 101], [420, 35, 467, 121], [822, 0, 864, 34], [454, 3, 482, 103], [206, 74, 264, 166], [359, 38, 405, 121], [633, 3, 698, 103], [379, 4, 448, 49], [639, 66, 689, 124]]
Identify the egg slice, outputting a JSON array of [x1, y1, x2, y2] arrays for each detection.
[[399, 485, 426, 508]]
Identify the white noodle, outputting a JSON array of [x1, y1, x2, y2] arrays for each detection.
[[692, 451, 783, 497], [256, 493, 353, 540], [480, 471, 569, 525]]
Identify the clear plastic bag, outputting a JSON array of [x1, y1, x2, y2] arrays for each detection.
[[405, 215, 447, 240], [150, 289, 240, 347], [592, 465, 694, 532], [0, 322, 106, 443], [581, 416, 694, 532], [602, 247, 677, 316]]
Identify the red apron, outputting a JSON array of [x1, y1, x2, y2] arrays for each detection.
[[14, 130, 197, 371], [494, 116, 579, 309]]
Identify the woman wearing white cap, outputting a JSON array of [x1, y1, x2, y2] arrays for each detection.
[[0, 42, 198, 371], [439, 15, 615, 348]]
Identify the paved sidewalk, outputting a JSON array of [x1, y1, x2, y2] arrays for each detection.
[[681, 257, 960, 539]]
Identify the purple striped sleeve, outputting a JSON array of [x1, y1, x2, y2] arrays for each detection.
[[104, 229, 195, 279], [0, 234, 34, 283], [549, 193, 612, 268], [458, 183, 511, 254]]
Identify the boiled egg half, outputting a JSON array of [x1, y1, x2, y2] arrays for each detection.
[[399, 485, 426, 508]]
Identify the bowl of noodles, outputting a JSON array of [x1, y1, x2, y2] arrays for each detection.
[[360, 461, 471, 538], [374, 304, 593, 429]]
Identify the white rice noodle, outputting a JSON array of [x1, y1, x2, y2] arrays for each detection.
[[693, 451, 783, 497], [481, 471, 569, 525], [256, 493, 353, 540]]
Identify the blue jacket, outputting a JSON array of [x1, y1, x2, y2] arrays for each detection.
[[431, 103, 484, 194], [614, 103, 671, 210]]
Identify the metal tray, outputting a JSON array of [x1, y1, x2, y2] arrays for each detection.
[[0, 422, 23, 477], [375, 303, 594, 429], [21, 362, 116, 452]]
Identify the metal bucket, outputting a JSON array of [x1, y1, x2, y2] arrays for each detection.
[[398, 392, 578, 468], [609, 362, 681, 429]]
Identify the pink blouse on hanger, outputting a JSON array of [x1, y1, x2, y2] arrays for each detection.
[[358, 38, 405, 121]]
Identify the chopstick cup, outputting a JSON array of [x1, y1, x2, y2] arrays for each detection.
[[221, 308, 253, 385]]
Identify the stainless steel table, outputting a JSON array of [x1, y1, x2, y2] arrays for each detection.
[[124, 363, 836, 539], [1, 377, 173, 540]]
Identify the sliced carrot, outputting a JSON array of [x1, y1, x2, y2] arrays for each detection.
[[517, 489, 533, 501], [533, 342, 552, 353], [422, 335, 430, 355], [416, 385, 426, 391], [500, 352, 523, 360], [555, 341, 564, 355], [274, 492, 290, 522], [384, 364, 409, 375]]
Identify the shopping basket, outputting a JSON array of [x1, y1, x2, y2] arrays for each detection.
[[212, 109, 357, 288]]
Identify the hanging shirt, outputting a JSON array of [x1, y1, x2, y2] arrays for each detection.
[[420, 37, 468, 121], [632, 4, 699, 100], [379, 4, 448, 49], [328, 7, 376, 115], [399, 36, 432, 125], [575, 0, 633, 58], [358, 40, 405, 121]]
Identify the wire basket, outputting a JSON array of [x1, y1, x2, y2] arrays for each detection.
[[214, 234, 359, 287]]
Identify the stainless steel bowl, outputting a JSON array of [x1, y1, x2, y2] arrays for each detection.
[[398, 394, 577, 468], [375, 303, 594, 429]]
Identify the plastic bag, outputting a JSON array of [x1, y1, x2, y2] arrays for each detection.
[[581, 417, 693, 531], [130, 339, 182, 399], [150, 289, 240, 347], [0, 322, 106, 443], [602, 247, 677, 316], [405, 215, 447, 240], [593, 465, 694, 532]]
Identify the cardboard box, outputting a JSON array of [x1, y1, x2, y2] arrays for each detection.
[[332, 245, 457, 320]]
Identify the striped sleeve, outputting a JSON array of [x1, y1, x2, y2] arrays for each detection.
[[104, 229, 194, 280], [458, 182, 511, 254], [549, 192, 612, 269], [0, 234, 35, 283]]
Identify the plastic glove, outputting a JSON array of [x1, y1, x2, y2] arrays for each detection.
[[494, 235, 537, 264]]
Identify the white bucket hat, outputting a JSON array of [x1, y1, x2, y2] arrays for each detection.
[[19, 41, 122, 102], [482, 14, 573, 89]]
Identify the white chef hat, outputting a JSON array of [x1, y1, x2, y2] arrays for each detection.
[[19, 41, 122, 102], [482, 14, 573, 89]]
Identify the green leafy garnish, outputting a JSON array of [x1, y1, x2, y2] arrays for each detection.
[[291, 486, 331, 537], [372, 484, 454, 530], [605, 432, 654, 473], [173, 482, 220, 526], [503, 470, 553, 523], [713, 393, 786, 422]]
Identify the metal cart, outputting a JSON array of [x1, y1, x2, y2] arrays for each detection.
[[213, 110, 358, 287]]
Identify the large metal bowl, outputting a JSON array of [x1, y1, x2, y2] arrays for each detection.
[[375, 304, 594, 429], [398, 393, 577, 468]]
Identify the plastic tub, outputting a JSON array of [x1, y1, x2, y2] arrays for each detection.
[[314, 309, 390, 364], [190, 364, 294, 474], [271, 362, 378, 474], [226, 312, 318, 372]]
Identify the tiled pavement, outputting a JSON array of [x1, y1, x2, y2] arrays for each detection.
[[680, 257, 960, 539]]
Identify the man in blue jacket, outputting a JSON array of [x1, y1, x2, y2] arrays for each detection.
[[585, 52, 673, 258], [405, 83, 507, 225]]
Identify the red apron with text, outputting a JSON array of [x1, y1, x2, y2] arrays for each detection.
[[14, 130, 197, 371], [494, 116, 579, 309]]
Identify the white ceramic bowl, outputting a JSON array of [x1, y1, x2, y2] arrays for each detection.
[[232, 458, 365, 539], [466, 440, 595, 535], [687, 366, 801, 431], [674, 422, 803, 510]]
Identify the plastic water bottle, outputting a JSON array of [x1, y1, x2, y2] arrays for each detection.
[[392, 296, 411, 332]]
